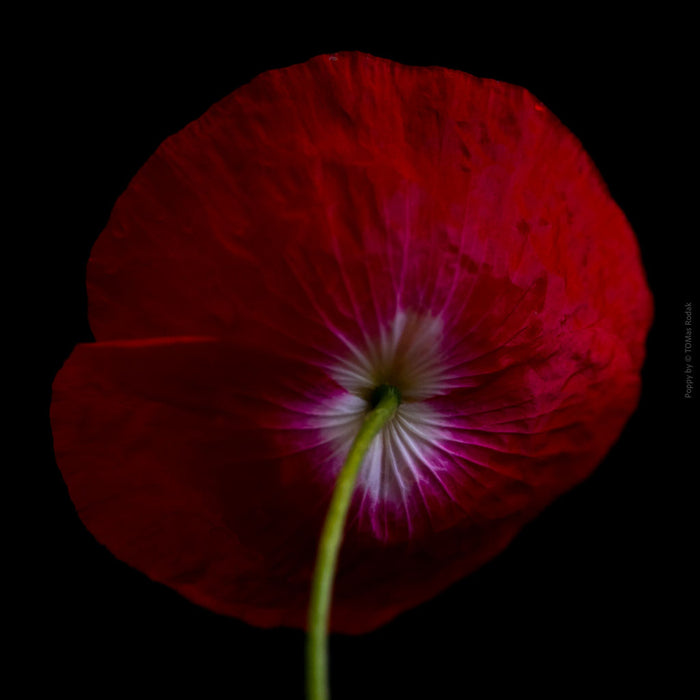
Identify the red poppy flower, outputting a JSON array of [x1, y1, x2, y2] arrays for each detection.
[[50, 51, 652, 635]]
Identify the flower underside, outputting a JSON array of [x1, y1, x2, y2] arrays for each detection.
[[49, 51, 652, 635]]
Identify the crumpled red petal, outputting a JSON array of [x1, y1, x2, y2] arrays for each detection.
[[51, 52, 652, 633], [49, 336, 545, 632]]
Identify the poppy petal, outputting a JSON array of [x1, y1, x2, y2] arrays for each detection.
[[50, 336, 342, 629], [49, 335, 526, 632], [53, 52, 653, 633]]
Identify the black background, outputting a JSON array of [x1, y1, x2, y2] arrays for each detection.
[[34, 21, 693, 699]]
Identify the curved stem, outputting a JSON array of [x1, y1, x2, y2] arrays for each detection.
[[306, 385, 401, 700]]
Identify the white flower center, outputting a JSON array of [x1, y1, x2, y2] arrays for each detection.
[[315, 311, 452, 537], [331, 311, 450, 402]]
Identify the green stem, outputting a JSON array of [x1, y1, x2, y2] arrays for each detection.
[[306, 384, 401, 700]]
